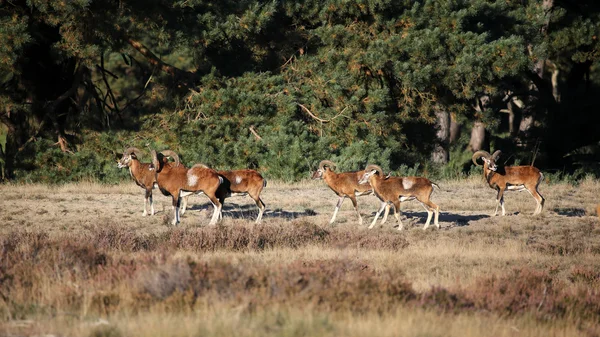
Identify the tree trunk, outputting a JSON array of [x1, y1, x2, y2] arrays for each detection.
[[449, 113, 460, 144], [468, 121, 486, 152], [432, 108, 450, 164], [0, 108, 25, 180]]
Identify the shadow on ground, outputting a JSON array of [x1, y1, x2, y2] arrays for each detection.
[[553, 208, 587, 217], [185, 203, 318, 220], [366, 210, 490, 228]]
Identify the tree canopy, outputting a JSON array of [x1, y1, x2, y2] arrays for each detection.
[[1, 0, 599, 182]]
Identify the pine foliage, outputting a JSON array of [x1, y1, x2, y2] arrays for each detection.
[[1, 0, 599, 182]]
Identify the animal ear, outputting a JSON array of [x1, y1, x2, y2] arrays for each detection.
[[115, 153, 122, 160]]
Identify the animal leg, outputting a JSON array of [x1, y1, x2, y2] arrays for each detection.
[[432, 202, 440, 229], [369, 201, 387, 229], [330, 196, 345, 224], [218, 197, 225, 221], [421, 203, 433, 230], [254, 197, 266, 224], [149, 191, 155, 216], [180, 195, 189, 216], [349, 195, 362, 225], [494, 188, 505, 216], [143, 189, 151, 216], [424, 190, 440, 228], [208, 196, 222, 225], [171, 193, 181, 226], [381, 203, 391, 224], [526, 183, 545, 215], [392, 200, 403, 230]]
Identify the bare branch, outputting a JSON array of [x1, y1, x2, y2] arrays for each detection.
[[249, 125, 263, 141], [297, 103, 348, 123], [127, 38, 195, 82]]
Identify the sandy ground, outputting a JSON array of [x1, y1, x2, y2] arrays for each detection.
[[1, 177, 598, 236]]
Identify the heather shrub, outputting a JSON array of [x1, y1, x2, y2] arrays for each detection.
[[469, 268, 554, 315], [569, 266, 600, 286]]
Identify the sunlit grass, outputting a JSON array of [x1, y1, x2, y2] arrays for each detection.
[[1, 179, 600, 336]]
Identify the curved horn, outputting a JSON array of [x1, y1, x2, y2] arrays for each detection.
[[150, 150, 159, 170], [124, 147, 143, 158], [319, 160, 337, 170], [491, 150, 502, 161], [472, 150, 491, 166], [365, 164, 383, 176], [161, 150, 180, 167]]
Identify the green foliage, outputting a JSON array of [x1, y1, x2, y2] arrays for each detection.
[[14, 133, 126, 184], [1, 0, 599, 183]]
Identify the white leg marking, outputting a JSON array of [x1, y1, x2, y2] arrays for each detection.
[[355, 206, 363, 225], [209, 202, 221, 225], [143, 197, 148, 217], [525, 188, 540, 215], [420, 202, 432, 230], [256, 208, 264, 224], [394, 206, 404, 230], [172, 206, 180, 226], [180, 196, 188, 216], [381, 203, 390, 224], [150, 196, 154, 216], [330, 196, 344, 224], [369, 202, 387, 229]]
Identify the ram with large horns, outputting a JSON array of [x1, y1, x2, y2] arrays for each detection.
[[358, 164, 440, 230], [150, 150, 223, 226], [311, 160, 378, 225], [118, 147, 193, 217], [472, 150, 545, 216]]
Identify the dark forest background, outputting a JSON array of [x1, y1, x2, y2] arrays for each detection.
[[1, 0, 599, 183]]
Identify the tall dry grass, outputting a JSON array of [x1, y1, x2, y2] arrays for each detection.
[[1, 179, 600, 336]]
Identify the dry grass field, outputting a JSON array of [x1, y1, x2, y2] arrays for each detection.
[[1, 176, 600, 337]]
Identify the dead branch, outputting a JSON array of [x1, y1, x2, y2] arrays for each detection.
[[297, 103, 348, 123], [127, 37, 195, 82], [249, 125, 263, 141]]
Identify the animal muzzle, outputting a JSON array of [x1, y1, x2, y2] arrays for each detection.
[[311, 170, 323, 179]]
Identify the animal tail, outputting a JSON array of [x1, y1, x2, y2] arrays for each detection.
[[431, 182, 441, 191], [263, 179, 267, 188]]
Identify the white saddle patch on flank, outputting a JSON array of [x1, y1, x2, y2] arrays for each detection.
[[507, 185, 526, 191], [400, 196, 415, 202], [187, 172, 199, 186], [235, 175, 243, 184], [402, 179, 414, 190], [355, 190, 372, 196]]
